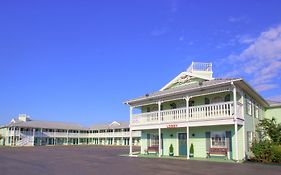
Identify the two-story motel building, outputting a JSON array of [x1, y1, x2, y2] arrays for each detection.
[[0, 114, 141, 147], [125, 62, 281, 162]]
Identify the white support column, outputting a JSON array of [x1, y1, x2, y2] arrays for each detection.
[[240, 90, 246, 160], [113, 129, 115, 145], [67, 130, 69, 145], [186, 126, 190, 159], [158, 101, 161, 123], [40, 128, 43, 146], [129, 106, 133, 156], [232, 82, 239, 162], [54, 129, 56, 145], [78, 130, 80, 145], [98, 130, 100, 145], [158, 128, 161, 157], [13, 127, 16, 146], [18, 127, 21, 145], [185, 96, 190, 159], [32, 128, 35, 146]]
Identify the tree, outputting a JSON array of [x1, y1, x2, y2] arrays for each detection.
[[251, 117, 281, 163], [257, 117, 281, 144]]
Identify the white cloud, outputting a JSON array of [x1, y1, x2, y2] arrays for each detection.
[[150, 27, 169, 36], [268, 95, 281, 102], [237, 34, 255, 44], [179, 36, 184, 41], [225, 24, 281, 91], [228, 16, 247, 23]]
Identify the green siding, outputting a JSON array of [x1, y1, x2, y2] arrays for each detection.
[[141, 125, 245, 160], [265, 107, 281, 123]]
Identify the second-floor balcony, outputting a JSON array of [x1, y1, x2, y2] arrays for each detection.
[[131, 101, 243, 126]]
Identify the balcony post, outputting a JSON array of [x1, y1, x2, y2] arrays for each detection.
[[40, 128, 43, 146], [98, 130, 100, 145], [232, 82, 239, 162], [67, 130, 69, 145], [113, 129, 115, 145], [18, 127, 21, 145], [32, 128, 35, 146], [158, 128, 161, 157], [129, 106, 133, 156], [158, 101, 162, 157], [158, 101, 161, 123], [240, 90, 246, 160], [185, 96, 190, 159], [13, 127, 16, 146]]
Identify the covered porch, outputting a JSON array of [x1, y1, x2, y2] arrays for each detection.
[[135, 124, 245, 161]]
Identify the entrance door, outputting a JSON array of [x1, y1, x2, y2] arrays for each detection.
[[178, 133, 187, 156]]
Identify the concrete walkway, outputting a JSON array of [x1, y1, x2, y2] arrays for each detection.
[[0, 146, 280, 175]]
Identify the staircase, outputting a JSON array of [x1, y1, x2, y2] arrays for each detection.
[[16, 134, 34, 146]]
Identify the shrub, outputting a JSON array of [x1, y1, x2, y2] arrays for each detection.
[[190, 143, 194, 156], [169, 144, 174, 153], [271, 145, 281, 163], [251, 140, 272, 163], [251, 141, 281, 163]]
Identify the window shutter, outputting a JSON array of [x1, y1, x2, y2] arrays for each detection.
[[205, 132, 211, 151], [226, 131, 232, 152]]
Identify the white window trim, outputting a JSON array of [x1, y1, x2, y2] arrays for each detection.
[[210, 131, 227, 148]]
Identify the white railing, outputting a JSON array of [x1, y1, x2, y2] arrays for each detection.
[[187, 62, 212, 72], [189, 101, 233, 120], [8, 130, 141, 138], [133, 111, 158, 124], [132, 102, 242, 126]]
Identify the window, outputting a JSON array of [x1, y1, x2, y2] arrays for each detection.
[[211, 131, 226, 148], [255, 105, 259, 118], [170, 103, 177, 109], [247, 131, 253, 151], [189, 100, 195, 106], [246, 97, 252, 115], [204, 98, 210, 105], [224, 94, 231, 102], [211, 96, 223, 104], [148, 134, 159, 146], [147, 107, 151, 112]]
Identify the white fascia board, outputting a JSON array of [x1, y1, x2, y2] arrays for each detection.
[[160, 72, 214, 92], [160, 72, 186, 91], [185, 72, 214, 81]]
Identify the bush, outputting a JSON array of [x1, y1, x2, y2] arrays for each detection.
[[271, 145, 281, 163], [251, 140, 272, 163], [169, 144, 174, 153], [251, 141, 281, 163], [190, 143, 194, 156]]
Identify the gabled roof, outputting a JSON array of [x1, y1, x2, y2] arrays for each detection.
[[125, 78, 239, 105], [267, 100, 281, 108], [91, 121, 129, 130], [6, 120, 85, 130], [160, 62, 213, 91]]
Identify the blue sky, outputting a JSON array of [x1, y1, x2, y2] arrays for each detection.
[[1, 0, 281, 126]]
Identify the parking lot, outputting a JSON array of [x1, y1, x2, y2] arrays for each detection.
[[0, 145, 280, 175]]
